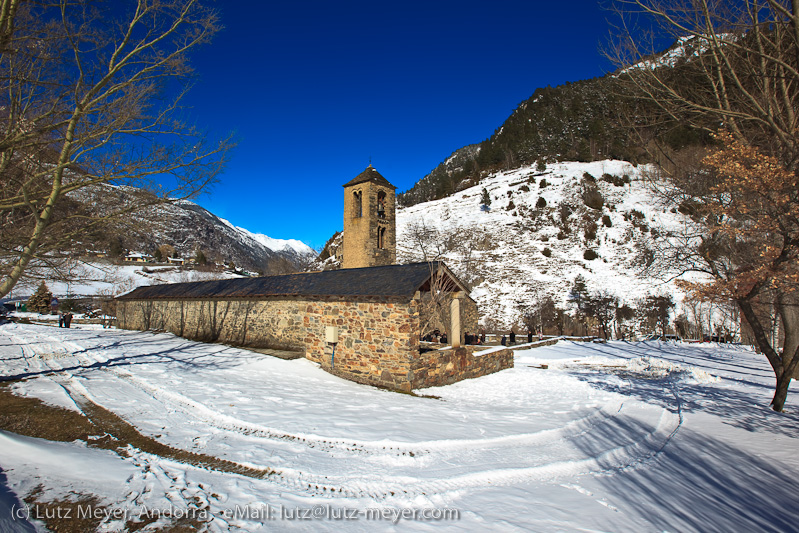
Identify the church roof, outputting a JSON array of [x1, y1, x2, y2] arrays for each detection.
[[342, 165, 396, 189], [117, 262, 467, 301]]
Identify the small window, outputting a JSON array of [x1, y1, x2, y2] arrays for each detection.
[[377, 191, 386, 219], [353, 191, 362, 218], [377, 226, 386, 249]]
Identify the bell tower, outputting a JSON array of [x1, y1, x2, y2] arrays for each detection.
[[342, 165, 396, 269]]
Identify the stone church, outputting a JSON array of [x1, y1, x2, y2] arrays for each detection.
[[117, 166, 512, 391]]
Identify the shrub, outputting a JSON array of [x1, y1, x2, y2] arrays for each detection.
[[583, 249, 599, 260], [536, 159, 547, 172], [582, 172, 595, 183], [559, 203, 573, 223], [582, 187, 604, 210], [480, 188, 491, 207], [542, 247, 552, 257], [602, 214, 612, 227], [27, 282, 53, 314], [536, 197, 547, 208], [539, 179, 549, 188], [507, 200, 515, 210], [520, 184, 530, 192], [601, 173, 628, 186], [584, 222, 597, 241]]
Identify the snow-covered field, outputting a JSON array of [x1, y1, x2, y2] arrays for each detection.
[[1, 322, 798, 532]]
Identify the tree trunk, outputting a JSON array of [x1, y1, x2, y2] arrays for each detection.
[[778, 292, 799, 379], [737, 298, 782, 374], [772, 373, 792, 412], [771, 344, 799, 411]]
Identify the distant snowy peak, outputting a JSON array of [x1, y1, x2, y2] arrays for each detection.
[[215, 216, 314, 256], [242, 229, 314, 256]]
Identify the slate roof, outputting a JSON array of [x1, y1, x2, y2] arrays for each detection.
[[117, 262, 465, 301], [342, 165, 396, 189]]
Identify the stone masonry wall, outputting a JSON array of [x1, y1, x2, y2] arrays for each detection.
[[117, 295, 419, 391], [410, 346, 514, 389], [117, 292, 508, 392]]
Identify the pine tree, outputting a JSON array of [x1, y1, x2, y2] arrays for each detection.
[[27, 282, 53, 314], [195, 249, 207, 265], [480, 188, 491, 208]]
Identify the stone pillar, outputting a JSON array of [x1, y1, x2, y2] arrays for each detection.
[[451, 297, 461, 348]]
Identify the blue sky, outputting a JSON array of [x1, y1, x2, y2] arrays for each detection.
[[184, 1, 615, 249]]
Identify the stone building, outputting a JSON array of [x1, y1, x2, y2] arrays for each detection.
[[116, 262, 512, 391], [116, 166, 513, 391], [341, 165, 396, 269]]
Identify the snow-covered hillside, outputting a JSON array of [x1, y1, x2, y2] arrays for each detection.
[[398, 160, 688, 326], [64, 181, 315, 274], [5, 262, 249, 299], [136, 200, 315, 271]]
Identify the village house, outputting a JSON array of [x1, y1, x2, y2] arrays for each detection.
[[123, 252, 153, 263], [116, 166, 513, 391]]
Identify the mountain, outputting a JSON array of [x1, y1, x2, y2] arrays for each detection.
[[398, 75, 643, 206], [398, 36, 721, 209], [118, 198, 315, 273], [397, 159, 688, 327]]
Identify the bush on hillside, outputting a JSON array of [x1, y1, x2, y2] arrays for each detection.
[[582, 187, 604, 210]]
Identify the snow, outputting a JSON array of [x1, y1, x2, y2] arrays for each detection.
[[1, 322, 798, 532], [217, 217, 314, 256], [621, 34, 738, 74], [397, 160, 692, 328], [4, 261, 247, 300]]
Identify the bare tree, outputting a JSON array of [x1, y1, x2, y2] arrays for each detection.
[[0, 0, 232, 299], [606, 0, 799, 410], [402, 219, 472, 344]]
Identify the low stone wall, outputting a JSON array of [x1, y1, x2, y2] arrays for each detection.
[[410, 346, 513, 389]]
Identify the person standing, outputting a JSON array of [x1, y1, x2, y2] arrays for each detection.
[[509, 329, 516, 345], [527, 330, 533, 343]]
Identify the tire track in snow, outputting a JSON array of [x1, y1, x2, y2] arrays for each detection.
[[110, 367, 630, 455], [3, 325, 685, 500], [104, 368, 683, 501]]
